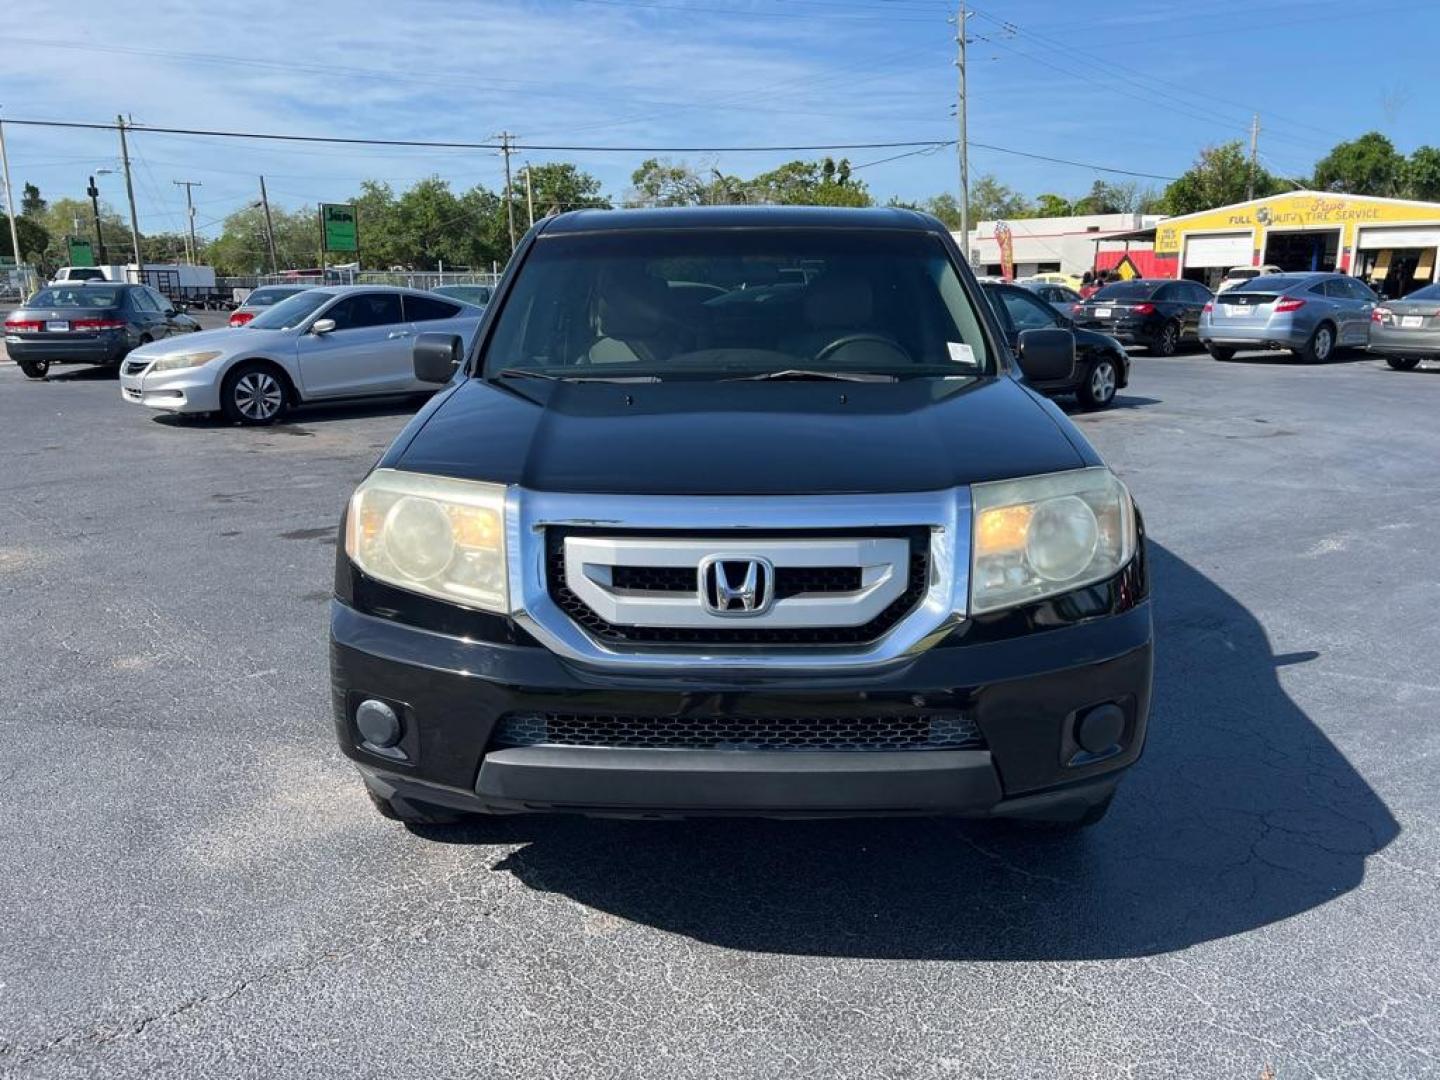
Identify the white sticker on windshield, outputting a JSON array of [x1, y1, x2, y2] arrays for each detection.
[[947, 341, 977, 367]]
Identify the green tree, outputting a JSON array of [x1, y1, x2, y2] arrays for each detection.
[[921, 193, 964, 229], [968, 174, 1030, 221], [1403, 145, 1440, 201], [1162, 141, 1281, 215], [21, 182, 46, 218], [1312, 131, 1405, 196], [0, 216, 51, 268], [749, 158, 872, 207], [520, 162, 610, 217], [207, 203, 321, 275], [1033, 193, 1073, 217], [628, 158, 708, 207]]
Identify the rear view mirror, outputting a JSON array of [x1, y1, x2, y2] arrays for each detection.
[[414, 332, 464, 383], [311, 318, 336, 335], [1016, 328, 1076, 383]]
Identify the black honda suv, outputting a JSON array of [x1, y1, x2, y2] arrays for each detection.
[[330, 207, 1152, 830]]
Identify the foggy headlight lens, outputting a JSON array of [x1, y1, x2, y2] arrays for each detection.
[[970, 468, 1134, 615], [149, 350, 222, 372], [345, 469, 507, 612]]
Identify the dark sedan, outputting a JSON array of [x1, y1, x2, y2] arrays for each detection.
[[1074, 278, 1212, 356], [4, 283, 200, 379], [983, 281, 1129, 409]]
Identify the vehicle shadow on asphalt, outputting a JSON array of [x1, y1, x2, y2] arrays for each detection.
[[1215, 350, 1374, 366], [424, 542, 1398, 961], [149, 395, 431, 430], [1059, 394, 1161, 415]]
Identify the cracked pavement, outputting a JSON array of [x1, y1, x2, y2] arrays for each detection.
[[0, 341, 1436, 1078]]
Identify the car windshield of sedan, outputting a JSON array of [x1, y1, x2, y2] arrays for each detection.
[[29, 287, 123, 308], [1091, 281, 1159, 301], [248, 289, 333, 330], [482, 228, 992, 380], [1405, 283, 1440, 300]]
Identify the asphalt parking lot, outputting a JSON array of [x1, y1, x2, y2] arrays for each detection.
[[1, 340, 1437, 1078]]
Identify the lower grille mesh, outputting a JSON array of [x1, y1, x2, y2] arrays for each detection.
[[493, 712, 984, 752]]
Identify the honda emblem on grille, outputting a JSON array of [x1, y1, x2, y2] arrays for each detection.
[[698, 555, 774, 617]]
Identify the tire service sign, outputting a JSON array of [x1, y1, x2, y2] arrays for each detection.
[[321, 204, 359, 253]]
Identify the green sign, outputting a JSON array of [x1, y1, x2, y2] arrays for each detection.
[[67, 237, 96, 267], [321, 203, 358, 253]]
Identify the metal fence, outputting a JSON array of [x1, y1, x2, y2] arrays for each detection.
[[253, 269, 502, 291]]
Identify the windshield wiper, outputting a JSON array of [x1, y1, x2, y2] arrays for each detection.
[[494, 368, 662, 383], [725, 369, 896, 383]]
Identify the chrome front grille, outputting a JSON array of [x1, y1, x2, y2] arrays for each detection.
[[547, 529, 929, 647], [493, 711, 985, 752]]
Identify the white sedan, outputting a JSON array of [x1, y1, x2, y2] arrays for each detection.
[[119, 285, 483, 424]]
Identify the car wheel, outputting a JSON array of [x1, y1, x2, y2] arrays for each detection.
[[1077, 356, 1118, 410], [1385, 356, 1421, 371], [1154, 320, 1181, 357], [1298, 323, 1335, 364], [221, 362, 288, 425], [16, 359, 50, 379], [365, 787, 467, 826], [1205, 344, 1236, 361]]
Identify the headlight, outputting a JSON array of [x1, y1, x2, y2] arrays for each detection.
[[970, 468, 1135, 615], [344, 469, 508, 613], [149, 350, 222, 372]]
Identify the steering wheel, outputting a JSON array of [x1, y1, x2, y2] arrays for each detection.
[[812, 333, 911, 365]]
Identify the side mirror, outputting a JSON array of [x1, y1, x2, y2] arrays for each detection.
[[1016, 327, 1076, 383], [414, 332, 464, 383], [310, 318, 336, 335]]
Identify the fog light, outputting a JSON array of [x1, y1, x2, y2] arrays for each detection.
[[356, 699, 401, 748], [1075, 703, 1125, 755]]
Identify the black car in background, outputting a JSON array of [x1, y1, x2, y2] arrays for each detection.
[[3, 283, 200, 379], [1074, 278, 1212, 356], [984, 281, 1129, 409]]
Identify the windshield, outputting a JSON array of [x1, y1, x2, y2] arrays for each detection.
[[29, 286, 122, 308], [1091, 281, 1159, 301], [482, 228, 991, 380], [246, 287, 308, 307], [1239, 275, 1313, 292], [249, 289, 332, 330], [1226, 268, 1260, 280]]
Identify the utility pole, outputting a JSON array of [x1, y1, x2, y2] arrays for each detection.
[[1247, 113, 1260, 202], [954, 0, 970, 258], [258, 175, 279, 274], [116, 116, 144, 281], [524, 164, 535, 227], [86, 174, 109, 264], [0, 115, 26, 293], [498, 132, 516, 252], [172, 179, 201, 265]]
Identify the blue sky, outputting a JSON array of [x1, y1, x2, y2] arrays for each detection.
[[3, 0, 1438, 239]]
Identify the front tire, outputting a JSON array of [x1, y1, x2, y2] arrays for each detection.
[[1297, 323, 1335, 364], [1154, 320, 1181, 357], [1205, 344, 1236, 361], [221, 361, 288, 425], [1077, 356, 1119, 409], [17, 359, 50, 379], [1385, 355, 1421, 371]]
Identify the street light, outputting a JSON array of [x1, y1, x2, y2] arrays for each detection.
[[86, 169, 115, 264]]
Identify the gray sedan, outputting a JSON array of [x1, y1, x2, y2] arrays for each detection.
[[1198, 271, 1378, 363], [1368, 282, 1440, 370]]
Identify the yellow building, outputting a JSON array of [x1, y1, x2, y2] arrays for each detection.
[[1154, 190, 1440, 297]]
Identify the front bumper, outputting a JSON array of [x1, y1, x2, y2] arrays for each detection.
[[119, 363, 223, 413], [331, 591, 1153, 820], [4, 333, 129, 365]]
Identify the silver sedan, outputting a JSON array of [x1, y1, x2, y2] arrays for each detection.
[[1198, 271, 1378, 363], [1368, 282, 1440, 371], [119, 285, 483, 424]]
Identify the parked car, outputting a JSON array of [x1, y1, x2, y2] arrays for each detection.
[[1023, 281, 1084, 316], [1198, 271, 1377, 363], [4, 282, 200, 379], [119, 285, 483, 424], [229, 285, 313, 327], [1216, 264, 1282, 294], [1074, 278, 1212, 356], [1367, 281, 1440, 370], [432, 283, 492, 308], [984, 281, 1128, 409], [331, 206, 1151, 831], [1022, 271, 1084, 292]]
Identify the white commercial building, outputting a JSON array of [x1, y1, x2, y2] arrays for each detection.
[[956, 213, 1163, 278]]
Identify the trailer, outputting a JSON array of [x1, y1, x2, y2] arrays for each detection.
[[49, 263, 233, 309]]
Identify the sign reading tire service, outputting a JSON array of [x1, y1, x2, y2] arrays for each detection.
[[321, 204, 358, 253]]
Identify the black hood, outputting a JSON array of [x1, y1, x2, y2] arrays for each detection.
[[393, 375, 1094, 496]]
